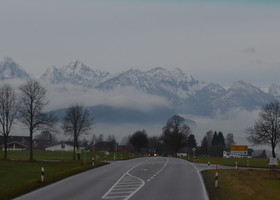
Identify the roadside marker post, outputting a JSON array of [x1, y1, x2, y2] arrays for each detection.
[[41, 167, 44, 183], [92, 135, 96, 167], [208, 161, 210, 169], [215, 157, 218, 188], [235, 161, 238, 170], [92, 147, 95, 167]]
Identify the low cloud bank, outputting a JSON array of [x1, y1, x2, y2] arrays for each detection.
[[45, 84, 171, 112], [2, 81, 262, 146], [186, 108, 260, 145]]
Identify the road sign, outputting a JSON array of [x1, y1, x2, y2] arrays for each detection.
[[192, 147, 196, 152], [269, 158, 278, 166], [231, 145, 248, 151]]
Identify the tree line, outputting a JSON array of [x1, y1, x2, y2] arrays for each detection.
[[127, 99, 280, 159], [127, 115, 236, 157]]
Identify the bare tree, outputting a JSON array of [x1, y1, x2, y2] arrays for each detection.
[[161, 115, 191, 154], [225, 133, 235, 150], [0, 84, 18, 159], [62, 104, 92, 160], [35, 130, 57, 150], [247, 101, 280, 158], [106, 134, 116, 144], [96, 134, 104, 143], [18, 79, 56, 161]]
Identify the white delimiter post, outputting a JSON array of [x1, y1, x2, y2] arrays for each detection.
[[41, 167, 44, 183], [215, 157, 218, 188]]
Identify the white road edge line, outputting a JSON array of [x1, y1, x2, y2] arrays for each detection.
[[190, 162, 210, 200]]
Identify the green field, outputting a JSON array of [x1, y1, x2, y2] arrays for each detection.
[[184, 156, 276, 168], [0, 150, 138, 161], [203, 169, 280, 200], [0, 150, 139, 200], [0, 159, 108, 200]]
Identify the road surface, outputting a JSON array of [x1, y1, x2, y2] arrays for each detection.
[[14, 157, 209, 200]]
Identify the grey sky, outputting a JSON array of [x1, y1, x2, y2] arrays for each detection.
[[1, 0, 280, 87]]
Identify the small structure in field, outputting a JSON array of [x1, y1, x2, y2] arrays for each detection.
[[45, 143, 74, 151]]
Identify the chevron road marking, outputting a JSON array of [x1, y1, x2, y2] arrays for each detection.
[[102, 162, 145, 200]]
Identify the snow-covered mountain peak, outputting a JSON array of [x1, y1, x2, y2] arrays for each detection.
[[147, 67, 189, 83], [1, 56, 14, 65], [62, 60, 92, 75], [203, 83, 225, 94], [45, 65, 58, 73], [40, 65, 62, 84], [0, 57, 29, 80], [40, 60, 110, 88], [230, 81, 259, 93]]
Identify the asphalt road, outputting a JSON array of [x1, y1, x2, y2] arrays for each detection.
[[14, 157, 209, 200]]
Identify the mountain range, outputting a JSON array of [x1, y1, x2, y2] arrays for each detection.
[[1, 56, 279, 122]]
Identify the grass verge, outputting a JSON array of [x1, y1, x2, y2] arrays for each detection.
[[185, 156, 276, 168], [0, 150, 138, 161], [0, 160, 107, 200], [202, 169, 280, 200]]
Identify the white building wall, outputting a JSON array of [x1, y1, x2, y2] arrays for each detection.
[[45, 144, 74, 151]]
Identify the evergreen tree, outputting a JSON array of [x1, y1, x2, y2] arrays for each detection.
[[210, 131, 225, 157], [186, 134, 197, 148], [217, 132, 225, 148], [211, 131, 219, 146], [200, 136, 209, 155]]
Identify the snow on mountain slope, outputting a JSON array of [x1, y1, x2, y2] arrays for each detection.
[[0, 57, 29, 80], [0, 57, 278, 117], [212, 81, 274, 112], [97, 69, 159, 92], [98, 67, 205, 104], [40, 60, 110, 88]]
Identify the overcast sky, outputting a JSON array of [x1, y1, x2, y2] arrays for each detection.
[[1, 0, 280, 87]]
